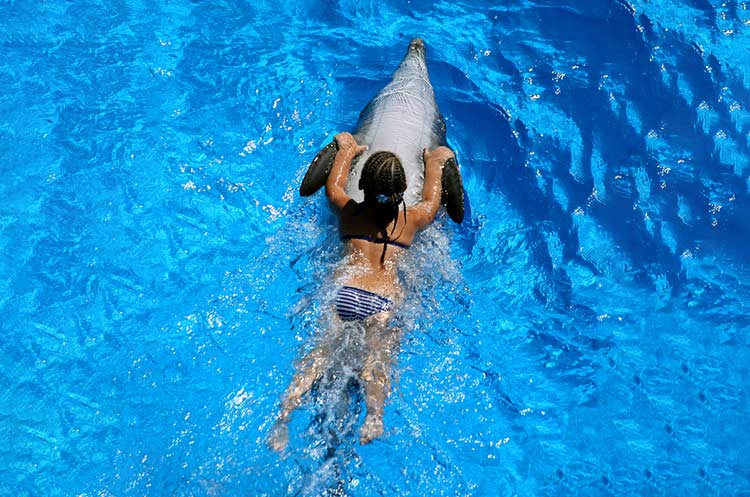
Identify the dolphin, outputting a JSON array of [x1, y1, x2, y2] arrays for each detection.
[[300, 38, 465, 223]]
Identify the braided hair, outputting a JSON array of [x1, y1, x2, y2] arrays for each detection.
[[358, 151, 408, 262]]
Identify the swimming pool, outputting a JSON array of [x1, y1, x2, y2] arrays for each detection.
[[2, 0, 749, 495]]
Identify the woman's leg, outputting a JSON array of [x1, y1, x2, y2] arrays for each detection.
[[280, 346, 330, 420], [270, 318, 341, 451], [360, 314, 402, 444]]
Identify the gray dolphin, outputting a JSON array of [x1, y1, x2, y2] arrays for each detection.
[[300, 38, 464, 223]]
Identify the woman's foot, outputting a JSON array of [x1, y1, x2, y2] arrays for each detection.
[[360, 414, 384, 444], [268, 421, 289, 452]]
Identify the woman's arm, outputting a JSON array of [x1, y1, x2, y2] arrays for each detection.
[[326, 132, 367, 210], [409, 146, 453, 229]]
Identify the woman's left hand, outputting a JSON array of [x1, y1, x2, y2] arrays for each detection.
[[335, 132, 367, 158], [423, 146, 454, 166]]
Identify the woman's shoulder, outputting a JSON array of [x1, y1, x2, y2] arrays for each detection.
[[339, 200, 372, 222], [340, 199, 364, 213]]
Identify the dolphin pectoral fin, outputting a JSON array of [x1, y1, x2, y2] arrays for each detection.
[[299, 141, 339, 196], [441, 156, 465, 224]]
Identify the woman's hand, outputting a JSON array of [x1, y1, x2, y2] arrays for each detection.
[[423, 146, 454, 168], [335, 132, 367, 159], [412, 146, 453, 229]]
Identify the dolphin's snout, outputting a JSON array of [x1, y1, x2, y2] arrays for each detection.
[[406, 38, 426, 63], [409, 38, 425, 52]]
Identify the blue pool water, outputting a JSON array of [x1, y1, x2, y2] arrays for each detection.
[[2, 0, 750, 495]]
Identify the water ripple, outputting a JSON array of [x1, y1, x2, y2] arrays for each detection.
[[2, 0, 749, 495]]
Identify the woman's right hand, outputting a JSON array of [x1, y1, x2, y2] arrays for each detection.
[[335, 132, 367, 159]]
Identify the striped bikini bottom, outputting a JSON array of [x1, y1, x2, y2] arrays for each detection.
[[335, 286, 394, 322]]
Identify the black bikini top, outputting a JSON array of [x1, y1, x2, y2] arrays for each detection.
[[340, 234, 410, 249]]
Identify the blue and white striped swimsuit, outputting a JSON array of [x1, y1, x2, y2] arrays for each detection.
[[335, 286, 394, 321]]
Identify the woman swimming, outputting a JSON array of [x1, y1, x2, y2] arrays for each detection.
[[270, 132, 453, 450]]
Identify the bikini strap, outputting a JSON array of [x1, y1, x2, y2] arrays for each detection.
[[340, 234, 410, 249]]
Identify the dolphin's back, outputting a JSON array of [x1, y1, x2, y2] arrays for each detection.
[[347, 42, 445, 206]]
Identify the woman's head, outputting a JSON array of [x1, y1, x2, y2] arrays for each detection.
[[358, 151, 408, 262], [358, 151, 406, 205]]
